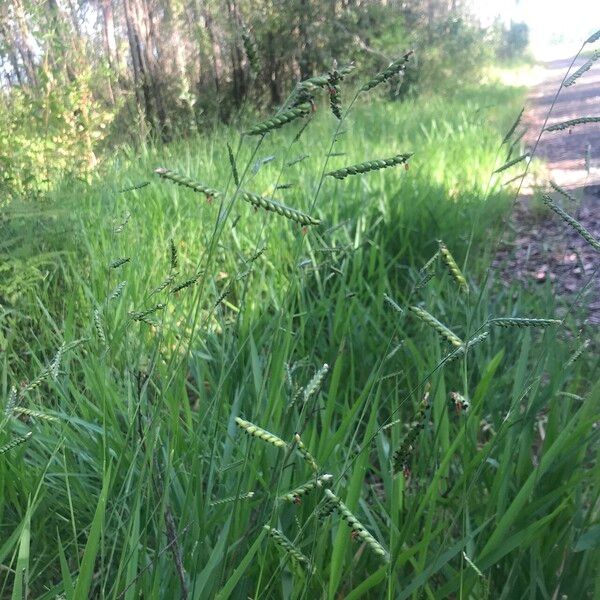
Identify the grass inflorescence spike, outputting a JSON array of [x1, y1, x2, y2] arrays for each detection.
[[227, 143, 240, 186], [210, 491, 255, 506], [326, 153, 412, 180], [280, 474, 333, 502], [129, 303, 166, 322], [13, 407, 59, 421], [324, 489, 389, 561], [444, 331, 489, 363], [108, 281, 126, 301], [543, 195, 600, 251], [564, 50, 600, 87], [303, 363, 329, 404], [244, 103, 312, 136], [109, 257, 130, 269], [409, 305, 463, 346], [545, 117, 600, 132], [242, 30, 259, 74], [263, 526, 313, 570], [171, 271, 203, 294], [566, 339, 590, 368], [493, 153, 529, 174], [361, 51, 413, 92], [93, 309, 107, 347], [235, 417, 287, 449], [155, 167, 221, 198], [240, 191, 320, 226], [502, 107, 524, 145], [489, 317, 561, 328], [0, 432, 32, 454], [549, 181, 577, 203], [438, 241, 468, 293], [294, 433, 319, 472]]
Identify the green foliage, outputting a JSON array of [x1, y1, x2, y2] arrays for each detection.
[[1, 55, 597, 600]]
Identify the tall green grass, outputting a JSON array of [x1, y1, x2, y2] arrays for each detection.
[[1, 71, 598, 600]]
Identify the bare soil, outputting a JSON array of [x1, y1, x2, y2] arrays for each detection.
[[494, 55, 600, 327]]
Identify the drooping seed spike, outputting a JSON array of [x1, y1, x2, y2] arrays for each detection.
[[493, 153, 529, 174], [303, 363, 329, 404], [263, 526, 313, 570], [549, 181, 577, 203], [108, 281, 127, 301], [409, 305, 463, 347], [169, 238, 178, 270], [154, 168, 221, 199], [489, 317, 561, 328], [49, 343, 64, 379], [444, 332, 489, 363], [109, 257, 130, 269], [171, 272, 203, 294], [586, 29, 600, 44], [564, 50, 600, 87], [566, 339, 590, 368], [13, 407, 59, 421], [118, 181, 150, 193], [502, 107, 524, 145], [361, 51, 413, 92], [210, 491, 256, 506], [241, 30, 259, 74], [129, 303, 166, 322], [93, 308, 107, 348], [235, 417, 287, 449], [0, 432, 32, 454], [227, 143, 240, 186], [326, 154, 412, 180], [438, 241, 469, 293], [240, 191, 320, 226], [280, 474, 333, 502], [545, 117, 600, 132], [244, 103, 312, 136], [542, 195, 600, 251], [294, 433, 319, 472], [383, 294, 403, 314], [323, 489, 389, 562], [4, 387, 18, 416]]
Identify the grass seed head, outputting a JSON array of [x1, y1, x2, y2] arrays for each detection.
[[361, 51, 413, 92], [244, 103, 312, 136], [409, 305, 463, 346], [235, 417, 287, 450], [326, 153, 412, 180]]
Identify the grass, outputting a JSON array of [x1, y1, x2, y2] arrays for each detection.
[[1, 70, 599, 600]]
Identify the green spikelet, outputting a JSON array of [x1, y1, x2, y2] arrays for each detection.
[[93, 308, 107, 347], [409, 306, 463, 347], [566, 339, 590, 368], [280, 474, 333, 502], [303, 363, 329, 404], [444, 332, 489, 363], [327, 69, 343, 120], [493, 153, 529, 174], [151, 274, 175, 296], [4, 387, 18, 417], [383, 294, 403, 314], [118, 181, 150, 193], [129, 303, 166, 322], [542, 195, 600, 251], [326, 153, 412, 180], [391, 394, 429, 477], [294, 433, 319, 472], [242, 30, 259, 74], [361, 51, 413, 92], [501, 107, 524, 145], [323, 489, 389, 562], [169, 238, 178, 270], [21, 367, 50, 396], [549, 181, 577, 203], [438, 241, 469, 293], [0, 432, 32, 454], [109, 257, 130, 269], [210, 491, 255, 506], [108, 281, 127, 301], [240, 191, 320, 226], [263, 526, 313, 570], [564, 50, 600, 87], [49, 343, 64, 379], [545, 117, 600, 132], [586, 30, 600, 44], [489, 317, 561, 328], [13, 407, 59, 422], [171, 272, 202, 294], [244, 103, 312, 136], [227, 143, 240, 186], [235, 417, 287, 449], [154, 168, 221, 199]]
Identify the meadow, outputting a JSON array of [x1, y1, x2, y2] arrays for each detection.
[[1, 63, 598, 599]]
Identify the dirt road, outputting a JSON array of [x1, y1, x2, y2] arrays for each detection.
[[497, 53, 600, 326]]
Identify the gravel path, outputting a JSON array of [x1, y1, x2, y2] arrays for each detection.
[[495, 54, 600, 327]]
